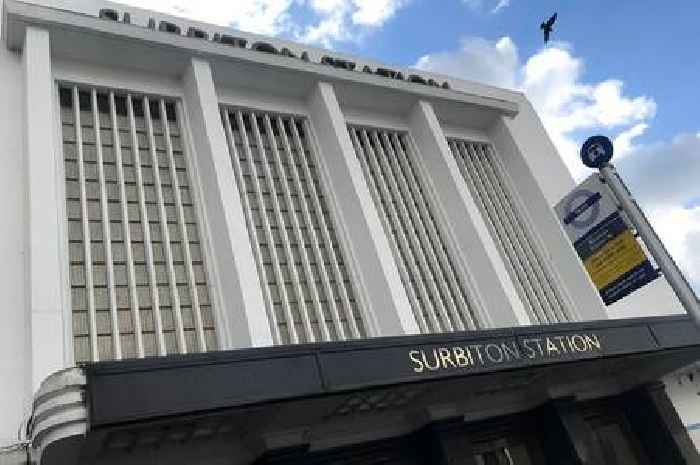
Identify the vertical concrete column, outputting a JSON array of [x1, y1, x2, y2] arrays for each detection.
[[1, 24, 28, 446], [23, 26, 66, 390], [307, 81, 418, 336], [488, 98, 606, 322], [538, 398, 605, 465], [621, 383, 700, 465], [408, 100, 527, 328], [422, 418, 478, 465], [182, 57, 272, 348]]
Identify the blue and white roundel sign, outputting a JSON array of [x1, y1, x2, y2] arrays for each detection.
[[581, 135, 613, 169]]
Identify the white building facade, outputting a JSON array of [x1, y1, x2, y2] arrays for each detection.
[[0, 1, 698, 464]]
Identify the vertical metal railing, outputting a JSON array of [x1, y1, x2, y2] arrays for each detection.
[[297, 119, 362, 339], [92, 89, 122, 360], [221, 109, 282, 343], [72, 87, 99, 361], [449, 139, 570, 323], [348, 129, 428, 333], [265, 115, 330, 341], [162, 100, 207, 352], [395, 134, 478, 330], [60, 85, 217, 362], [221, 107, 365, 343], [127, 94, 167, 356], [109, 91, 145, 358]]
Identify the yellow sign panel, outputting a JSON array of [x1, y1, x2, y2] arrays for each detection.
[[583, 230, 648, 291]]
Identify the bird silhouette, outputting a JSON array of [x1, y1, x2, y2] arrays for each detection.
[[540, 13, 557, 43]]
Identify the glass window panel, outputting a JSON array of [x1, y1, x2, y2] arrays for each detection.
[[61, 86, 217, 361], [222, 109, 365, 344]]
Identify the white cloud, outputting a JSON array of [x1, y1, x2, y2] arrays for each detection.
[[300, 0, 408, 46], [491, 0, 510, 13], [613, 123, 648, 158], [616, 133, 700, 293], [127, 0, 409, 46], [415, 37, 518, 89], [118, 0, 295, 36], [352, 0, 408, 26], [415, 38, 656, 181], [647, 205, 700, 291], [462, 0, 511, 14]]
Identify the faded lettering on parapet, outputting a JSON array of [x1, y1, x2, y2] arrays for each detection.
[[96, 8, 451, 91], [408, 333, 602, 374]]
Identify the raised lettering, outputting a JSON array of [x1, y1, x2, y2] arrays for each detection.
[[453, 346, 470, 367], [532, 338, 544, 356], [465, 346, 475, 365], [501, 341, 520, 361], [585, 334, 601, 351], [554, 335, 569, 353], [485, 344, 504, 363], [470, 344, 485, 365], [422, 349, 441, 371], [522, 339, 537, 359], [409, 350, 424, 373], [546, 337, 560, 355], [439, 347, 456, 368], [571, 334, 587, 352]]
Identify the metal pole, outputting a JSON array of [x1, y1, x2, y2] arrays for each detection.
[[599, 162, 700, 326]]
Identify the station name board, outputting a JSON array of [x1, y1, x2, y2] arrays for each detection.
[[96, 8, 451, 91], [409, 332, 601, 373]]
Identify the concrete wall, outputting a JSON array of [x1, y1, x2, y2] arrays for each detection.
[[0, 0, 30, 445]]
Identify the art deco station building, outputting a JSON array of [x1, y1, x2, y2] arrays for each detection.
[[1, 1, 699, 464]]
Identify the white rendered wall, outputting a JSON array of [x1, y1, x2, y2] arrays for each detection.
[[308, 82, 418, 336], [487, 98, 607, 322], [183, 58, 273, 348], [24, 26, 67, 387], [0, 5, 30, 445], [408, 101, 527, 328]]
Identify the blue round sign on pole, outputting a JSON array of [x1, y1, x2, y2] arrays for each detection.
[[581, 135, 613, 168]]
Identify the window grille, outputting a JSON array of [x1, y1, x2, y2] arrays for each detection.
[[221, 108, 366, 344], [447, 139, 570, 324], [348, 126, 480, 333], [59, 85, 217, 363]]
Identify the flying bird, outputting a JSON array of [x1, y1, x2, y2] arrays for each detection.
[[540, 13, 557, 43]]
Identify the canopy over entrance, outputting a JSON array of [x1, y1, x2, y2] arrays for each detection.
[[31, 316, 700, 465]]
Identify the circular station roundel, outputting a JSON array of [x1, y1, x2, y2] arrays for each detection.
[[564, 189, 601, 229], [581, 135, 614, 169]]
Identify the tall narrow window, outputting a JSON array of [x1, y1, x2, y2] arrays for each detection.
[[348, 126, 480, 333], [221, 108, 366, 344], [447, 139, 570, 324], [60, 85, 217, 363]]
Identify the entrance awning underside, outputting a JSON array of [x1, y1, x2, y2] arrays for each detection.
[[32, 316, 700, 465]]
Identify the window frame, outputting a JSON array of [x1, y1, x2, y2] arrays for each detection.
[[53, 76, 224, 363]]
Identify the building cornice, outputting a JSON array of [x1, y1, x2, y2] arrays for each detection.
[[3, 0, 519, 118]]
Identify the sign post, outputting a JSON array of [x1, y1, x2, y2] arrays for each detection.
[[580, 136, 700, 327]]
